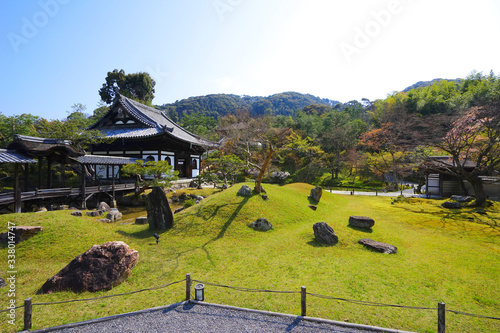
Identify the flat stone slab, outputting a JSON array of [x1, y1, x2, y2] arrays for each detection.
[[349, 216, 375, 229], [135, 217, 149, 224], [450, 195, 474, 203], [71, 211, 83, 217], [358, 238, 397, 254], [0, 226, 43, 244]]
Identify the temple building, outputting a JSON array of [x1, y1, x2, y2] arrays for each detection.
[[87, 94, 217, 179]]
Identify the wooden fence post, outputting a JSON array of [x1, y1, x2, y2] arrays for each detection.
[[301, 286, 306, 317], [24, 297, 32, 330], [438, 302, 445, 333], [186, 273, 191, 300]]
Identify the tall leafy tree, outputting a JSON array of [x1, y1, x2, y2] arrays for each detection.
[[0, 113, 40, 147], [426, 103, 500, 206], [99, 69, 156, 105]]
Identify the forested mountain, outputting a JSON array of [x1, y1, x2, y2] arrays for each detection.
[[156, 92, 340, 122], [402, 78, 461, 92]]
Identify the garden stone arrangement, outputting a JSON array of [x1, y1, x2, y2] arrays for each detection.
[[348, 216, 375, 229], [249, 218, 273, 231], [358, 238, 397, 254], [237, 185, 252, 197], [146, 186, 174, 229], [313, 222, 338, 245], [39, 241, 139, 294], [309, 186, 323, 202]]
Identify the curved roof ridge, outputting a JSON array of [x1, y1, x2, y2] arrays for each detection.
[[120, 96, 158, 128]]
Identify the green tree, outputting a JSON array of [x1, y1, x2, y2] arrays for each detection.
[[122, 160, 179, 190], [0, 113, 40, 147], [203, 152, 245, 187], [99, 69, 156, 105]]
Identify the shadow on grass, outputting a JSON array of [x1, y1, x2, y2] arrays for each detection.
[[201, 196, 251, 258], [306, 239, 337, 247], [347, 225, 373, 233], [116, 226, 170, 240], [307, 197, 319, 205]]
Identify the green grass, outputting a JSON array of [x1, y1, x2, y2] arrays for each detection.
[[0, 183, 499, 332]]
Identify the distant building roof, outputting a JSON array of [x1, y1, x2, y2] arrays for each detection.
[[87, 95, 217, 147], [73, 155, 138, 165], [0, 149, 38, 164], [7, 135, 83, 158], [427, 156, 477, 169]]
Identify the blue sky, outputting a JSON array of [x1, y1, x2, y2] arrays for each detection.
[[1, 0, 499, 120]]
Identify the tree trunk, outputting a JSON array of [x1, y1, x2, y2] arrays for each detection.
[[254, 145, 274, 194], [470, 177, 487, 206]]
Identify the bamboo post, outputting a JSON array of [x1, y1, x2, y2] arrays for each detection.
[[301, 286, 306, 317], [438, 302, 445, 333], [24, 297, 32, 330], [186, 273, 191, 300]]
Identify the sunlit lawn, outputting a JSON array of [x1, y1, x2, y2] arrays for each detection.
[[0, 183, 498, 332]]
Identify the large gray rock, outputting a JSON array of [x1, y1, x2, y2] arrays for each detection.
[[442, 201, 461, 209], [313, 222, 338, 245], [106, 209, 122, 222], [309, 186, 323, 202], [358, 238, 397, 254], [146, 187, 174, 229], [39, 241, 139, 294], [450, 195, 474, 203], [97, 202, 111, 212], [250, 218, 273, 231], [237, 185, 252, 197], [349, 216, 375, 229]]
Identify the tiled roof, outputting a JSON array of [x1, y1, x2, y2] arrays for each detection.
[[0, 149, 38, 164], [98, 127, 161, 139], [73, 155, 138, 165], [88, 95, 217, 148]]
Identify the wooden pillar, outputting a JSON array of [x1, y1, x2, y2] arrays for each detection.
[[81, 164, 87, 209], [111, 165, 116, 208], [47, 157, 52, 189], [438, 302, 445, 333], [38, 157, 43, 189], [61, 163, 66, 188], [186, 273, 191, 300], [301, 286, 307, 317], [23, 163, 29, 191], [23, 297, 32, 330], [425, 173, 429, 199], [14, 164, 21, 213]]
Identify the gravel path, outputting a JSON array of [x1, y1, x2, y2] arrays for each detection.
[[39, 301, 405, 333]]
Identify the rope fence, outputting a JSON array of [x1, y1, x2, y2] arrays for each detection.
[[3, 274, 498, 332]]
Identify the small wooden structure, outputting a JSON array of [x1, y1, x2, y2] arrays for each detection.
[[0, 149, 38, 213], [1, 136, 139, 211]]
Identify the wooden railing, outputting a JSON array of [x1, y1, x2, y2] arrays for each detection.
[[0, 183, 136, 206]]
